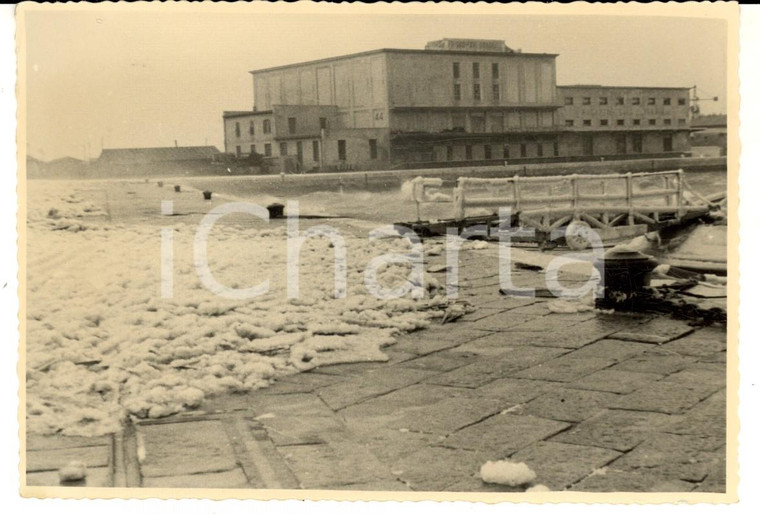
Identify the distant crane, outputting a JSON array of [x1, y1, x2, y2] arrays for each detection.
[[689, 85, 719, 116]]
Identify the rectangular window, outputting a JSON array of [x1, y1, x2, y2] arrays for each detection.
[[616, 97, 625, 105], [279, 142, 288, 156], [633, 134, 643, 154], [582, 97, 591, 105], [446, 146, 454, 161], [633, 119, 641, 126], [583, 119, 592, 126], [472, 62, 480, 79], [664, 98, 671, 105], [616, 134, 627, 154], [678, 98, 686, 105], [553, 141, 559, 157], [312, 140, 319, 162], [649, 119, 657, 126], [600, 119, 609, 126], [250, 144, 256, 155], [663, 135, 673, 152], [453, 62, 460, 79], [338, 140, 346, 161], [235, 145, 241, 157], [369, 139, 378, 159], [492, 62, 499, 79], [492, 84, 500, 101], [264, 143, 272, 157], [648, 97, 656, 105], [678, 118, 686, 125], [288, 117, 297, 134], [235, 122, 241, 138], [565, 119, 574, 127], [582, 135, 594, 156], [599, 97, 608, 105], [503, 144, 510, 159], [537, 143, 544, 157], [564, 97, 574, 105], [296, 141, 303, 164], [520, 143, 527, 158], [319, 117, 327, 130], [465, 145, 473, 160], [484, 144, 492, 160], [617, 119, 625, 126], [263, 119, 271, 134], [453, 83, 461, 101], [473, 83, 481, 101], [664, 118, 672, 125], [249, 121, 255, 135], [632, 97, 641, 105]]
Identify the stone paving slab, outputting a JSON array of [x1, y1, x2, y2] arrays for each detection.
[[610, 348, 696, 375], [383, 395, 506, 435], [572, 469, 697, 492], [609, 433, 724, 483], [389, 446, 492, 491], [521, 388, 620, 423], [137, 419, 238, 478], [607, 380, 721, 415], [439, 414, 569, 455], [317, 367, 439, 411], [568, 369, 664, 394], [26, 466, 112, 487], [27, 444, 111, 472], [397, 349, 482, 371], [340, 384, 473, 421], [27, 434, 112, 451], [508, 441, 621, 491], [661, 327, 726, 358], [551, 409, 676, 452], [514, 354, 617, 383], [476, 377, 559, 404], [142, 468, 249, 489], [278, 440, 392, 489], [425, 347, 568, 388], [609, 317, 695, 344]]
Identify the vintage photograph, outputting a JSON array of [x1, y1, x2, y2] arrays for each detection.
[[17, 2, 737, 500]]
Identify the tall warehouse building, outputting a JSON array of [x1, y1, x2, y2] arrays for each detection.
[[223, 38, 692, 172]]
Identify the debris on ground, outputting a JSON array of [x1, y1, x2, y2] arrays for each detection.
[[479, 459, 537, 486], [526, 484, 551, 492], [58, 461, 87, 483]]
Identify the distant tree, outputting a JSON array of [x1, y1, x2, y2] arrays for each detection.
[[246, 151, 266, 167]]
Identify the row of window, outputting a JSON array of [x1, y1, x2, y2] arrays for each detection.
[[236, 138, 378, 161], [234, 119, 272, 138], [453, 83, 503, 101], [443, 142, 560, 161], [564, 96, 687, 106], [452, 62, 500, 80], [234, 116, 330, 139], [565, 118, 688, 127]]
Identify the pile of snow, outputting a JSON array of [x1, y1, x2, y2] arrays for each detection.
[[28, 187, 107, 232], [479, 459, 537, 486], [25, 184, 456, 436]]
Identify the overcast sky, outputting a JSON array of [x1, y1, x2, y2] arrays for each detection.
[[21, 4, 729, 161]]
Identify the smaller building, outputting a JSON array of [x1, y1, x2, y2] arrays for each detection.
[[690, 114, 727, 157], [92, 146, 221, 177], [556, 85, 691, 159]]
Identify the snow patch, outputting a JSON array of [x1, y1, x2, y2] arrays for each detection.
[[479, 460, 537, 486]]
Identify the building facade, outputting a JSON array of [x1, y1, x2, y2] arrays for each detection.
[[223, 38, 692, 172]]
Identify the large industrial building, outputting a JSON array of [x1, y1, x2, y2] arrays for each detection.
[[223, 38, 692, 172]]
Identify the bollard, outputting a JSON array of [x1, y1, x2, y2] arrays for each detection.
[[593, 249, 659, 311], [203, 191, 212, 200], [267, 203, 285, 219], [157, 181, 163, 188], [174, 185, 181, 192]]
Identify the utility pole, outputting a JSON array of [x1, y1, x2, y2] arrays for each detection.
[[689, 85, 719, 118]]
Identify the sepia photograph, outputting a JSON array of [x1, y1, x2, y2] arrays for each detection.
[[16, 1, 738, 502]]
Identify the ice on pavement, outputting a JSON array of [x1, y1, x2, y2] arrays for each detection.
[[479, 460, 537, 486], [25, 183, 454, 436]]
